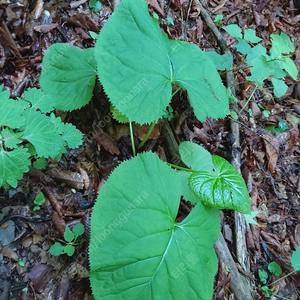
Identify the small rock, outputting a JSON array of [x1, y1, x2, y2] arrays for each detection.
[[22, 236, 33, 248], [30, 244, 40, 254]]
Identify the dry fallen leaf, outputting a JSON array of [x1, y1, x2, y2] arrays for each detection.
[[263, 134, 279, 174]]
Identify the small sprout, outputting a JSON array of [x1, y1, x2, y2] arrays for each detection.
[[268, 262, 282, 276], [18, 259, 25, 267], [230, 111, 238, 120], [258, 269, 268, 284], [265, 120, 289, 133], [214, 14, 223, 25], [166, 16, 174, 26], [89, 0, 101, 13], [49, 223, 85, 257]]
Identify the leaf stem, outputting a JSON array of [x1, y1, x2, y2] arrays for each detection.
[[238, 84, 258, 115], [172, 87, 181, 97], [137, 121, 156, 150], [220, 65, 251, 75], [266, 270, 296, 287], [129, 121, 136, 156], [167, 163, 198, 173]]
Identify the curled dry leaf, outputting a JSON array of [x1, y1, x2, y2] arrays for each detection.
[[263, 134, 279, 174], [34, 23, 59, 33], [92, 131, 120, 156], [46, 168, 84, 190]]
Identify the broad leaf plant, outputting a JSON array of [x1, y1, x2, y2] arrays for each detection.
[[1, 0, 298, 298]]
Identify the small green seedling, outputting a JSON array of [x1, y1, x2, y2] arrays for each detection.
[[223, 24, 297, 98], [258, 247, 300, 298], [265, 120, 289, 133], [49, 223, 85, 257], [18, 259, 25, 267], [33, 192, 45, 211], [258, 103, 270, 118], [89, 0, 101, 12], [214, 14, 224, 25]]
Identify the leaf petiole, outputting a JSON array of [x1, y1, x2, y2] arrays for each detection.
[[238, 84, 258, 115], [167, 163, 198, 173], [137, 121, 156, 150], [129, 121, 136, 156]]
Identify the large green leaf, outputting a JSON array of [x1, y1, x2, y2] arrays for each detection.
[[178, 142, 214, 205], [40, 44, 97, 111], [22, 110, 64, 158], [0, 86, 25, 128], [95, 0, 228, 124], [189, 155, 250, 213], [0, 147, 31, 188], [179, 141, 214, 172], [89, 152, 220, 300]]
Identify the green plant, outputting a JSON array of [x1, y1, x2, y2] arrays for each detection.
[[89, 0, 102, 13], [34, 0, 298, 298], [33, 192, 45, 211], [265, 119, 289, 133], [0, 85, 83, 188], [258, 247, 300, 298], [89, 141, 250, 299], [214, 14, 224, 25], [223, 24, 297, 98], [49, 223, 85, 256], [258, 103, 270, 118]]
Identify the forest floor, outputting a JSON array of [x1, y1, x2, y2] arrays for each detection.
[[0, 0, 300, 299]]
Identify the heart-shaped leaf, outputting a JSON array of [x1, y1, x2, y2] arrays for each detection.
[[95, 0, 228, 124], [89, 152, 220, 300], [189, 155, 250, 213]]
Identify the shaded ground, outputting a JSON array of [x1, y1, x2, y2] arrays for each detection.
[[0, 0, 300, 299]]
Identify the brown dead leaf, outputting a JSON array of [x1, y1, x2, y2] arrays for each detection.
[[263, 134, 279, 174], [32, 0, 44, 20], [193, 125, 208, 143], [147, 0, 165, 17], [93, 131, 121, 156], [34, 23, 59, 33], [79, 167, 90, 190], [132, 123, 160, 141], [46, 168, 84, 190], [1, 247, 18, 261], [67, 14, 101, 33], [28, 264, 53, 293]]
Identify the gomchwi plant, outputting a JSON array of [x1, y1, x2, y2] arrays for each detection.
[[22, 0, 297, 298]]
